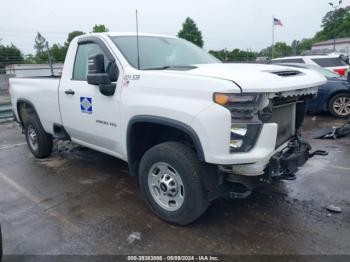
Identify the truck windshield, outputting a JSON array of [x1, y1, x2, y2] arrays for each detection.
[[110, 36, 220, 70]]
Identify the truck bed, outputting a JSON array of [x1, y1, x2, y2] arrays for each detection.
[[9, 77, 62, 134]]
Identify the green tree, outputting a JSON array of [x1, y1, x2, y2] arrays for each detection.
[[274, 42, 293, 57], [209, 48, 258, 62], [52, 31, 86, 63], [177, 17, 204, 47], [314, 6, 350, 41], [24, 54, 35, 64], [291, 38, 315, 55], [65, 31, 85, 47], [92, 24, 109, 33], [336, 14, 350, 38], [0, 44, 24, 68], [50, 44, 66, 62], [259, 42, 293, 58], [34, 52, 48, 63], [34, 31, 85, 64], [209, 49, 227, 61], [212, 6, 350, 61]]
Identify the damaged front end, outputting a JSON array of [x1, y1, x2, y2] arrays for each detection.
[[260, 91, 328, 182], [216, 88, 328, 199], [263, 136, 311, 182]]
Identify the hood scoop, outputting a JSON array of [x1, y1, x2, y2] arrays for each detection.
[[269, 70, 302, 77]]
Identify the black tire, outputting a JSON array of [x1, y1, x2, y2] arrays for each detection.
[[138, 142, 209, 225], [328, 93, 350, 118], [24, 115, 53, 158]]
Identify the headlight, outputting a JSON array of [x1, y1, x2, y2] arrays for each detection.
[[213, 92, 262, 152], [230, 123, 261, 152], [214, 93, 260, 106], [214, 93, 261, 121], [231, 126, 248, 136]]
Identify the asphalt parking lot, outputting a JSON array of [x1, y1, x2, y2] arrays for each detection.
[[0, 116, 349, 256]]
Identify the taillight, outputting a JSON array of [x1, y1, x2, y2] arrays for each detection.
[[333, 68, 347, 76]]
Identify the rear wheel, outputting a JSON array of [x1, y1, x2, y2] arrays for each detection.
[[24, 115, 53, 158], [329, 93, 350, 118], [138, 142, 209, 225]]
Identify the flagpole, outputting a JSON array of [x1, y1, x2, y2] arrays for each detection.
[[272, 16, 275, 59]]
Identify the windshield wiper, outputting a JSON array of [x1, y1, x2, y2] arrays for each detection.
[[143, 65, 197, 71]]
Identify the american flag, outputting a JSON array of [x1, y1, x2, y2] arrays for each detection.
[[273, 17, 283, 26]]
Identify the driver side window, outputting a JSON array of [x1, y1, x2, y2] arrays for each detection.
[[72, 43, 109, 80]]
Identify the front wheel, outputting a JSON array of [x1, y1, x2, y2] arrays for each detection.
[[329, 93, 350, 118], [138, 142, 209, 225], [24, 115, 53, 158]]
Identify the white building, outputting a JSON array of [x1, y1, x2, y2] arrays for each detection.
[[5, 64, 63, 77], [312, 38, 350, 55]]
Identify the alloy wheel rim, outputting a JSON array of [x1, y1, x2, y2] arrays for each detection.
[[147, 162, 185, 211], [333, 97, 350, 116], [27, 125, 38, 151]]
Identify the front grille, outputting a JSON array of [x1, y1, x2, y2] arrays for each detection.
[[268, 103, 296, 148]]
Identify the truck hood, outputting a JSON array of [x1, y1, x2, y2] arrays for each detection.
[[179, 63, 327, 93]]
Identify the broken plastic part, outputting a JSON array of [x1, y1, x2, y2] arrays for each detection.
[[314, 121, 350, 139], [309, 150, 329, 158], [127, 232, 141, 244]]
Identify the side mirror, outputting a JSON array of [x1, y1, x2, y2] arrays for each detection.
[[88, 53, 105, 74], [99, 83, 116, 96], [87, 54, 110, 85], [106, 61, 119, 82], [87, 54, 117, 96]]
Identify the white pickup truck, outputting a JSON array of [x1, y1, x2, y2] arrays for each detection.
[[10, 33, 326, 225]]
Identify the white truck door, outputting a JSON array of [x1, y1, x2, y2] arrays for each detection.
[[59, 38, 122, 155]]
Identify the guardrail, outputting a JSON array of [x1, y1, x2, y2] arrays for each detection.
[[0, 103, 13, 120]]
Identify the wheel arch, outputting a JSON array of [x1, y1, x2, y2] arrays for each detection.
[[126, 115, 205, 176], [16, 98, 41, 126], [327, 90, 350, 108]]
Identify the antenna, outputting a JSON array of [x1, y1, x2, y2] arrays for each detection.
[[136, 9, 141, 70]]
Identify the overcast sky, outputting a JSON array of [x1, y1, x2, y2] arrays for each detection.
[[1, 0, 349, 55]]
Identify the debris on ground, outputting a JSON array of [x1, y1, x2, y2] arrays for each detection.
[[55, 140, 81, 153], [127, 232, 142, 244], [326, 205, 342, 213], [314, 121, 350, 139]]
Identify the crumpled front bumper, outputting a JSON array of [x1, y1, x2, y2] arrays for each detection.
[[217, 137, 316, 200], [261, 137, 311, 181], [219, 136, 312, 179]]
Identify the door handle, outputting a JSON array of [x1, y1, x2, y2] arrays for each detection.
[[64, 89, 75, 95]]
